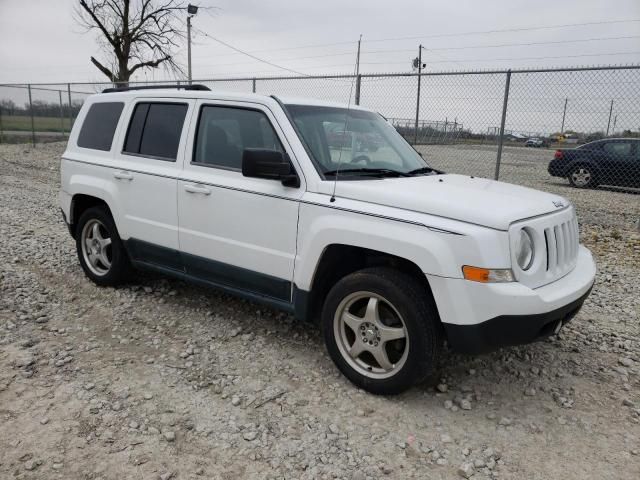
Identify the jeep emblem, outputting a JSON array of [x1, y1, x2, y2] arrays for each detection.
[[552, 200, 564, 208]]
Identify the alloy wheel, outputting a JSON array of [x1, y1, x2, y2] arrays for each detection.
[[80, 219, 113, 276], [333, 292, 409, 379]]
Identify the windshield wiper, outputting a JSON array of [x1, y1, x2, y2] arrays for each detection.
[[407, 166, 437, 175], [323, 168, 411, 177]]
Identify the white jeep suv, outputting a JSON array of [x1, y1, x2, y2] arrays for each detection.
[[59, 84, 596, 394]]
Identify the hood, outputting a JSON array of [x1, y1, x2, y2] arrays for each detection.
[[333, 174, 568, 230]]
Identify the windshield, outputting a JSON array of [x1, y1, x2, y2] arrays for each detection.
[[284, 104, 431, 178]]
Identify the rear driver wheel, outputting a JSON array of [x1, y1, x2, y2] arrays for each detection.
[[569, 165, 596, 188], [76, 206, 131, 286]]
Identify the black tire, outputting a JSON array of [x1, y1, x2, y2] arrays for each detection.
[[568, 164, 597, 188], [75, 206, 132, 286], [322, 267, 442, 395]]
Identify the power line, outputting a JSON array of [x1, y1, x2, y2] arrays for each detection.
[[356, 50, 640, 66], [192, 18, 640, 60], [363, 19, 640, 44], [193, 27, 309, 76], [418, 35, 640, 52]]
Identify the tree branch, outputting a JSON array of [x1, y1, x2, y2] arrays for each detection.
[[90, 56, 116, 81], [79, 0, 119, 52], [128, 55, 171, 75]]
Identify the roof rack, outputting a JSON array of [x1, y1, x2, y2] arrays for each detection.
[[101, 83, 210, 93]]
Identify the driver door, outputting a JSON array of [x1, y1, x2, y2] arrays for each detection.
[[178, 100, 304, 304]]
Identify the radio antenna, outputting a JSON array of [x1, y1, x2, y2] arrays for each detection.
[[330, 34, 362, 203]]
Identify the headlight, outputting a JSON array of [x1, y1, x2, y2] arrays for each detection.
[[516, 228, 534, 271]]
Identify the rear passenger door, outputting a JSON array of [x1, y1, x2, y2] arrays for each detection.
[[111, 99, 194, 270], [177, 100, 304, 304]]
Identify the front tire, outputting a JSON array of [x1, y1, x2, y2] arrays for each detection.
[[75, 206, 131, 286], [322, 267, 442, 395]]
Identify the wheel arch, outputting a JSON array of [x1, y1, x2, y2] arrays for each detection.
[[70, 194, 114, 238], [295, 244, 437, 325]]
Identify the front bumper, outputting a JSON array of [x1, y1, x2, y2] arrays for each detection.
[[427, 245, 596, 354]]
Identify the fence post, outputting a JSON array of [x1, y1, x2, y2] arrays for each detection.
[[67, 83, 73, 130], [28, 84, 36, 147], [252, 78, 256, 93], [354, 74, 361, 105], [58, 90, 65, 137], [494, 70, 511, 181]]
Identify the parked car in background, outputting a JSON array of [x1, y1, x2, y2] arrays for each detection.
[[548, 138, 640, 189], [525, 137, 547, 148]]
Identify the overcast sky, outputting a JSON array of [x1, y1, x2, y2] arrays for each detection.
[[1, 0, 639, 84]]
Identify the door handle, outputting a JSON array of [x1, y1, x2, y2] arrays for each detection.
[[184, 184, 211, 195], [113, 171, 133, 181]]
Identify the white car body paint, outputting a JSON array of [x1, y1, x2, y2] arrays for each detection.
[[60, 89, 596, 335]]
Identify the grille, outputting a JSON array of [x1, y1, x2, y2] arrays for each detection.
[[543, 216, 579, 275], [511, 206, 580, 289]]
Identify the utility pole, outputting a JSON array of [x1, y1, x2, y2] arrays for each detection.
[[356, 34, 362, 76], [354, 34, 362, 105], [612, 114, 618, 135], [560, 97, 568, 134], [187, 16, 192, 83], [186, 4, 199, 84], [414, 45, 424, 145], [606, 99, 614, 136]]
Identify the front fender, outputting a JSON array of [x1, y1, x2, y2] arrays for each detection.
[[294, 200, 511, 291]]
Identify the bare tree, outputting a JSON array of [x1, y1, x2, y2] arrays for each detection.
[[76, 0, 186, 84]]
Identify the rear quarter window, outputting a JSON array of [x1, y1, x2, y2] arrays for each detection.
[[77, 102, 124, 151]]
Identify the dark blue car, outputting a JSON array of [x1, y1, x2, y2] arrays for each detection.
[[548, 138, 640, 189]]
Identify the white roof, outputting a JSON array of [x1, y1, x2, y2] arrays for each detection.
[[91, 88, 370, 111]]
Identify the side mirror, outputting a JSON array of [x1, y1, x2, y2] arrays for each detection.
[[242, 149, 300, 188]]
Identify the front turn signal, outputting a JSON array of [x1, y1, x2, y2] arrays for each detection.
[[462, 266, 514, 283]]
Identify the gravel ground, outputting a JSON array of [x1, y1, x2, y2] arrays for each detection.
[[1, 142, 639, 480]]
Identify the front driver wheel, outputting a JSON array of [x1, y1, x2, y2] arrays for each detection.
[[322, 267, 442, 395]]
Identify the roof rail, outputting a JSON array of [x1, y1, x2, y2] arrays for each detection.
[[101, 83, 210, 93]]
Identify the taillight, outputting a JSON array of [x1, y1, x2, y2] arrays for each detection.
[[554, 150, 564, 160]]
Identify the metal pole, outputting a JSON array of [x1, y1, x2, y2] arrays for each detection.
[[59, 90, 65, 137], [612, 114, 618, 135], [494, 70, 512, 181], [252, 78, 256, 93], [355, 35, 362, 76], [606, 99, 614, 136], [560, 97, 568, 133], [414, 45, 423, 145], [28, 84, 36, 147], [67, 83, 72, 129], [354, 74, 361, 105], [187, 15, 192, 84]]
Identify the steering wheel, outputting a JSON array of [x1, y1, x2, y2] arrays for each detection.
[[352, 154, 371, 166]]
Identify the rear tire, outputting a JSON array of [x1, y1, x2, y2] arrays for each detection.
[[568, 164, 597, 188], [322, 267, 442, 395], [75, 206, 131, 286]]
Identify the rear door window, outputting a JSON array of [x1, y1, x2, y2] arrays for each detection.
[[603, 142, 632, 157], [77, 102, 124, 151], [123, 102, 188, 161]]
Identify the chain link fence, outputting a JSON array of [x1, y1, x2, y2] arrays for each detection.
[[1, 66, 638, 229]]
